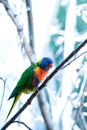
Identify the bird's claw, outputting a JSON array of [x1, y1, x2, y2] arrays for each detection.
[[36, 87, 39, 92]]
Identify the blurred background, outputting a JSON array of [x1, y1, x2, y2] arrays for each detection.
[[0, 0, 87, 130]]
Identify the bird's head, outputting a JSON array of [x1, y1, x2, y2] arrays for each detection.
[[37, 57, 53, 71]]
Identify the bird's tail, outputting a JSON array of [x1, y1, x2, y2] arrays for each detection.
[[5, 93, 22, 121]]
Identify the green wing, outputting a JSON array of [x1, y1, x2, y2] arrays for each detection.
[[8, 64, 37, 100], [17, 64, 36, 87]]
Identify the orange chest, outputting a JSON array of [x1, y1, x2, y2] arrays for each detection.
[[34, 67, 48, 81]]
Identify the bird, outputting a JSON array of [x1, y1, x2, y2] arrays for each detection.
[[6, 57, 53, 120]]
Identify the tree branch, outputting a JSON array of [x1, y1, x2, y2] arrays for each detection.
[[1, 0, 36, 63], [1, 39, 87, 130], [37, 92, 54, 130], [26, 0, 34, 50], [61, 51, 87, 70]]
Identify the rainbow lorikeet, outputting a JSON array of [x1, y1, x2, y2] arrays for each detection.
[[6, 57, 53, 120]]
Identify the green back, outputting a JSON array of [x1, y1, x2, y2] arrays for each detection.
[[17, 64, 36, 87], [9, 64, 37, 99]]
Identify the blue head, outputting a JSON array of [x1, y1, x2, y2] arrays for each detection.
[[37, 57, 53, 70]]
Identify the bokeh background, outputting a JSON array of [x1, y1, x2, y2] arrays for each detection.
[[0, 0, 87, 130]]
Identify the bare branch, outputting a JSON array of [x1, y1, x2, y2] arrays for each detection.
[[38, 92, 54, 130], [1, 0, 23, 33], [12, 121, 33, 130], [61, 51, 87, 70], [1, 0, 36, 63], [26, 0, 34, 50]]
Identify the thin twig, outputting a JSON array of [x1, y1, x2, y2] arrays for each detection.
[[61, 51, 87, 70], [1, 39, 87, 130], [0, 77, 7, 110], [47, 39, 87, 81], [12, 121, 33, 130]]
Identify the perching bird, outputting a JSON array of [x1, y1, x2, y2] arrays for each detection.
[[6, 57, 53, 120]]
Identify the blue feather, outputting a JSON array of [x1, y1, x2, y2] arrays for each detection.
[[40, 57, 53, 70]]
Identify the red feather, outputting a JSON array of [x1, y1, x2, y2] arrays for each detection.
[[34, 67, 48, 82]]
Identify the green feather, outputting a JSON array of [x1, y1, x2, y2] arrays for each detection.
[[6, 63, 37, 120], [9, 64, 37, 99], [6, 93, 22, 120]]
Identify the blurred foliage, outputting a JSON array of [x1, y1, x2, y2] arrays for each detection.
[[57, 6, 67, 30], [48, 0, 87, 129], [77, 0, 87, 4], [76, 15, 87, 33], [49, 34, 64, 92]]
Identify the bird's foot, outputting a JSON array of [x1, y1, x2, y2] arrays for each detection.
[[36, 87, 39, 92]]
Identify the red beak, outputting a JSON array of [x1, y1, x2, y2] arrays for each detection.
[[49, 64, 53, 68]]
